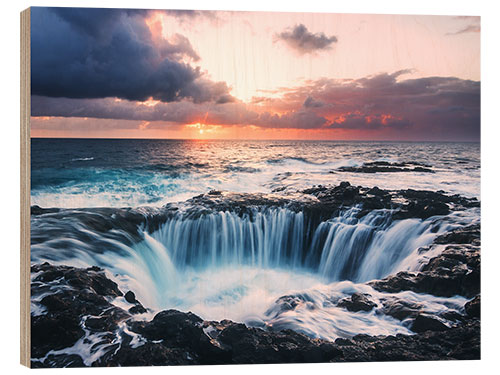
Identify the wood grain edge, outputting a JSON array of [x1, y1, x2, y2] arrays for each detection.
[[20, 7, 31, 368]]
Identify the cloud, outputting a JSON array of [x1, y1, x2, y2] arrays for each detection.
[[31, 95, 326, 130], [329, 113, 411, 130], [32, 71, 480, 140], [30, 7, 233, 103], [275, 24, 338, 54], [303, 96, 324, 108], [291, 73, 479, 138], [163, 9, 218, 21]]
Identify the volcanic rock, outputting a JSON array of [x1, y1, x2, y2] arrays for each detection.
[[410, 314, 449, 333], [337, 161, 434, 174], [465, 295, 480, 318], [337, 293, 377, 312]]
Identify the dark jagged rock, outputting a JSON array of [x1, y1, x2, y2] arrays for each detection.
[[129, 304, 148, 315], [337, 293, 377, 312], [129, 310, 204, 348], [32, 354, 85, 368], [32, 262, 123, 298], [370, 236, 480, 298], [94, 342, 195, 367], [410, 314, 449, 333], [127, 310, 341, 365], [465, 295, 480, 318], [208, 190, 222, 196], [156, 182, 479, 222], [30, 205, 60, 215], [31, 263, 130, 359], [379, 298, 424, 321], [214, 322, 341, 364], [124, 290, 148, 314], [335, 319, 479, 361], [124, 291, 137, 303], [301, 183, 477, 220], [434, 224, 480, 245], [337, 161, 434, 174], [31, 312, 85, 358]]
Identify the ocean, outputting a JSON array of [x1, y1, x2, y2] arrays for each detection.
[[31, 139, 480, 208], [30, 139, 480, 363]]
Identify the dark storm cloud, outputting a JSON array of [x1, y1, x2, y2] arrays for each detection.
[[30, 7, 232, 103], [275, 24, 338, 54], [311, 73, 480, 139]]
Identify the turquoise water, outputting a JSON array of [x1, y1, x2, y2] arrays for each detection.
[[31, 139, 480, 208]]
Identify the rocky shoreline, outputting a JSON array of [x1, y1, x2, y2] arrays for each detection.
[[30, 183, 480, 367], [30, 262, 480, 367], [31, 232, 480, 367]]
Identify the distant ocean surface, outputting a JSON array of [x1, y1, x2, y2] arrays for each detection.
[[31, 139, 480, 208]]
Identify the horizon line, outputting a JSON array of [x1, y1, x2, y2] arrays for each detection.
[[30, 136, 480, 143]]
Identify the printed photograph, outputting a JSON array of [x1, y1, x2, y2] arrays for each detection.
[[29, 7, 480, 367]]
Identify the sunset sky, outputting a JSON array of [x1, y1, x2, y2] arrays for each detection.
[[30, 7, 480, 140]]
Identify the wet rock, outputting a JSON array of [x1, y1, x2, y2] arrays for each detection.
[[31, 263, 130, 359], [129, 304, 148, 314], [380, 298, 423, 321], [31, 313, 85, 358], [94, 342, 195, 367], [337, 161, 434, 174], [85, 308, 130, 332], [124, 291, 137, 303], [465, 295, 480, 318], [411, 314, 449, 333], [337, 293, 377, 312], [434, 224, 480, 245], [393, 200, 450, 220], [32, 354, 85, 368], [336, 320, 479, 361], [366, 186, 386, 196], [439, 310, 466, 323], [129, 310, 205, 349], [370, 243, 480, 298], [30, 205, 60, 215], [264, 294, 314, 318], [179, 182, 479, 222], [32, 263, 123, 298], [123, 290, 148, 314], [215, 322, 341, 364]]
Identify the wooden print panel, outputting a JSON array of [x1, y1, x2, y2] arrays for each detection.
[[20, 7, 31, 368], [21, 7, 480, 368]]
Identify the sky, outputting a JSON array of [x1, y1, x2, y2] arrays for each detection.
[[30, 7, 480, 141]]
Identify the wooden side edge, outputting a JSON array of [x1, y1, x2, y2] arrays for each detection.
[[20, 7, 31, 368]]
